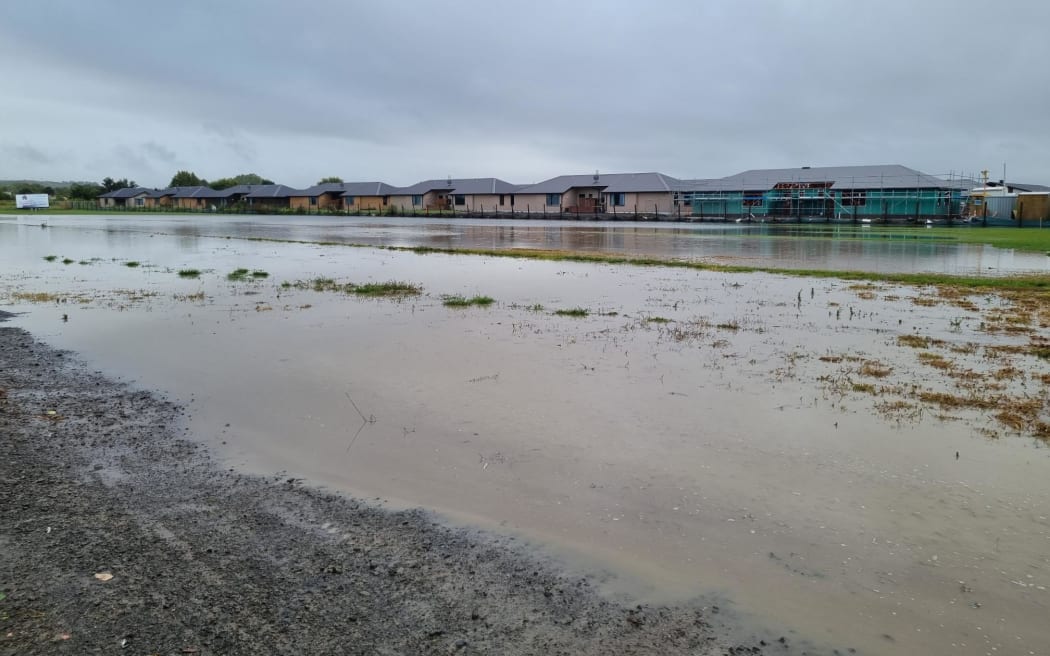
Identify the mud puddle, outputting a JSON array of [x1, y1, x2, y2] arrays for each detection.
[[2, 216, 1049, 655]]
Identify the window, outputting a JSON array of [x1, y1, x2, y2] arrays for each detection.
[[412, 195, 423, 207], [499, 194, 505, 206], [546, 193, 561, 206], [454, 195, 465, 206], [510, 195, 515, 207], [841, 190, 867, 207], [310, 197, 317, 206], [135, 198, 144, 207], [612, 193, 626, 207], [345, 196, 355, 205]]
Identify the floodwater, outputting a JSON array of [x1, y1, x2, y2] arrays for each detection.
[[2, 213, 1049, 655], [12, 212, 1050, 275]]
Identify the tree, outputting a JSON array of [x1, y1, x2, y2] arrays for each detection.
[[317, 176, 343, 184], [169, 170, 206, 187], [210, 173, 274, 190], [102, 177, 136, 192], [68, 183, 104, 200]]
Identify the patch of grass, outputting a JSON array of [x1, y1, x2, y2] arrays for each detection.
[[352, 281, 421, 297], [43, 255, 58, 262], [897, 334, 930, 348], [13, 291, 63, 303], [227, 268, 251, 281], [554, 307, 589, 317], [917, 352, 953, 370], [644, 316, 672, 324], [525, 303, 545, 312], [859, 361, 893, 378], [62, 258, 74, 265], [715, 321, 740, 331], [443, 295, 495, 307], [251, 270, 269, 278], [178, 269, 201, 278], [917, 390, 997, 410], [125, 261, 141, 268], [852, 383, 876, 394]]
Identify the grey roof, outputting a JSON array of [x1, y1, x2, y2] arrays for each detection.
[[516, 172, 679, 194], [1008, 182, 1050, 192], [388, 178, 525, 196], [331, 182, 399, 197], [99, 186, 151, 199], [245, 184, 300, 199], [685, 165, 953, 192]]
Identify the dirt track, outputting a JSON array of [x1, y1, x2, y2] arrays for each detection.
[[0, 324, 762, 655]]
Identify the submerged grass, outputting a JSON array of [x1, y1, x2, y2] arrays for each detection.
[[227, 268, 250, 281], [286, 277, 421, 297], [443, 295, 495, 308], [554, 307, 589, 317], [178, 269, 201, 278], [124, 261, 141, 268]]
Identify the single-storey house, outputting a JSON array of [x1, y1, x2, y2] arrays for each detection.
[[340, 182, 399, 211], [386, 179, 456, 212], [98, 187, 152, 208], [289, 182, 362, 211], [513, 172, 680, 215], [244, 184, 299, 211]]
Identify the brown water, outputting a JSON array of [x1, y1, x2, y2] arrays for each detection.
[[2, 214, 1049, 655]]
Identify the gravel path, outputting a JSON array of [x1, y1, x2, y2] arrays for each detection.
[[0, 325, 755, 655]]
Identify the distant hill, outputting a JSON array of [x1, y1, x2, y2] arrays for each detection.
[[0, 180, 94, 189]]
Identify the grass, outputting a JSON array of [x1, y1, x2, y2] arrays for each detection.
[[554, 307, 589, 317], [178, 269, 201, 278], [443, 295, 495, 308], [286, 277, 421, 297], [62, 258, 74, 265], [526, 303, 545, 312], [124, 261, 141, 268], [227, 268, 251, 281], [43, 255, 58, 262], [251, 270, 269, 278], [859, 361, 893, 378], [352, 281, 421, 297], [644, 316, 672, 324], [12, 291, 63, 302]]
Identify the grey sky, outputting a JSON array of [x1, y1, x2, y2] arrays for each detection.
[[1, 0, 1048, 187]]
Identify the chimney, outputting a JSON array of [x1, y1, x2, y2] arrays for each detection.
[[593, 170, 600, 184], [447, 174, 452, 186]]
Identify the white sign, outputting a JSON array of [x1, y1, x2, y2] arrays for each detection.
[[15, 193, 49, 209]]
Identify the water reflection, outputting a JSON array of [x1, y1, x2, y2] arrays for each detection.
[[6, 214, 1048, 275]]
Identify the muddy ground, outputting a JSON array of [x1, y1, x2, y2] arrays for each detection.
[[0, 323, 774, 656]]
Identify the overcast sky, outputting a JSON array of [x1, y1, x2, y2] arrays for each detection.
[[1, 0, 1048, 187]]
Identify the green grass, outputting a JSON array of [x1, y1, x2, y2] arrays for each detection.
[[124, 261, 141, 268], [645, 316, 672, 324], [250, 270, 269, 278], [178, 269, 201, 278], [526, 303, 545, 312], [227, 268, 251, 281], [554, 307, 589, 317], [62, 258, 74, 265], [43, 255, 58, 262], [286, 277, 421, 297], [352, 281, 421, 297], [443, 295, 495, 307]]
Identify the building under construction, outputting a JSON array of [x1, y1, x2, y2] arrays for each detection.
[[679, 165, 970, 222]]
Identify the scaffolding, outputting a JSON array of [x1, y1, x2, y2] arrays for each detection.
[[681, 186, 966, 222]]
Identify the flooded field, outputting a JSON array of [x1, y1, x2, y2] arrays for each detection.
[[3, 213, 1049, 655], [11, 212, 1050, 275]]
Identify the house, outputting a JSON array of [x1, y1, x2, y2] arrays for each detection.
[[98, 187, 151, 208], [289, 182, 365, 211], [386, 179, 456, 212], [683, 165, 964, 221], [244, 184, 300, 211], [339, 182, 399, 212], [513, 172, 680, 215]]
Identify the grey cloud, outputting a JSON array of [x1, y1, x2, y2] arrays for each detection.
[[0, 0, 1048, 185], [3, 143, 55, 166]]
